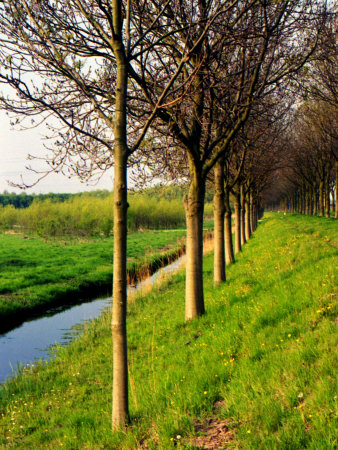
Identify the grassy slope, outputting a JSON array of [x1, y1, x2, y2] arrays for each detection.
[[0, 213, 336, 449], [0, 230, 186, 320]]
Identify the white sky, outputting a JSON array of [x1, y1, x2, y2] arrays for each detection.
[[0, 111, 114, 194]]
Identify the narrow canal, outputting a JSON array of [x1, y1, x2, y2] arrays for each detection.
[[0, 255, 185, 384]]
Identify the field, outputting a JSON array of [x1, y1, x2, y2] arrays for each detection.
[[0, 212, 336, 448], [0, 229, 187, 324]]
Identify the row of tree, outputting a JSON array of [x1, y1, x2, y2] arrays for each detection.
[[0, 0, 335, 430], [264, 10, 337, 216], [265, 100, 337, 216]]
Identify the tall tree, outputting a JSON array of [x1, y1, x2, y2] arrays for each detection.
[[0, 0, 215, 428], [133, 0, 324, 319]]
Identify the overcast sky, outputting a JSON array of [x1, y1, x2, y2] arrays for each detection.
[[0, 110, 114, 194]]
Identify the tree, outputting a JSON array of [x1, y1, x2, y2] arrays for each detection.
[[262, 99, 337, 217], [0, 0, 326, 429], [289, 102, 336, 217], [0, 0, 216, 428], [303, 9, 338, 216], [133, 0, 324, 318]]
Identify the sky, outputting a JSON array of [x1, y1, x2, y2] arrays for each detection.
[[0, 110, 114, 194]]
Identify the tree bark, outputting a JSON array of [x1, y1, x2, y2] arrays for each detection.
[[335, 161, 338, 219], [319, 179, 324, 216], [213, 160, 226, 285], [184, 171, 205, 320], [254, 205, 257, 226], [224, 186, 234, 265], [309, 186, 313, 215], [111, 8, 129, 428], [240, 184, 246, 245], [250, 192, 255, 232], [254, 200, 258, 231], [234, 191, 241, 254], [112, 147, 129, 430], [325, 171, 330, 218], [305, 186, 309, 215], [245, 191, 251, 239], [298, 191, 302, 213], [313, 182, 317, 216], [301, 186, 306, 214]]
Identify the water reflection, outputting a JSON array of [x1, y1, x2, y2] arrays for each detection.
[[0, 296, 111, 383]]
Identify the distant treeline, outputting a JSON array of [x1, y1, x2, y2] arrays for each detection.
[[0, 190, 110, 209]]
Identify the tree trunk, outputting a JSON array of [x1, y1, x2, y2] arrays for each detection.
[[224, 186, 234, 264], [305, 186, 309, 215], [254, 201, 258, 231], [313, 182, 317, 216], [184, 171, 205, 321], [325, 173, 330, 218], [319, 179, 324, 216], [250, 192, 255, 232], [302, 186, 306, 214], [234, 191, 241, 254], [213, 160, 226, 285], [112, 35, 129, 429], [112, 149, 129, 430], [308, 186, 312, 215], [245, 192, 251, 239], [335, 161, 338, 219], [240, 184, 246, 245]]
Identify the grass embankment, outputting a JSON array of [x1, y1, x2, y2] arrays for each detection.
[[0, 213, 336, 448], [281, 213, 338, 246], [0, 230, 188, 325]]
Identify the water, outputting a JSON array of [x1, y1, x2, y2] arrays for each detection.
[[0, 297, 112, 383], [0, 255, 185, 384]]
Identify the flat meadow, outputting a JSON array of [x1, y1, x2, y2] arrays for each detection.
[[0, 229, 187, 324], [0, 212, 336, 448], [0, 190, 213, 324]]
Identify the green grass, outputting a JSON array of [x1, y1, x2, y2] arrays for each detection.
[[0, 213, 336, 448], [281, 213, 338, 244], [0, 229, 187, 321]]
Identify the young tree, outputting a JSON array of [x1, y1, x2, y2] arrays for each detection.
[[290, 102, 336, 217], [0, 0, 133, 428], [262, 99, 337, 217], [213, 144, 245, 284], [0, 0, 219, 428], [136, 0, 324, 318], [0, 0, 326, 428], [300, 5, 337, 216]]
